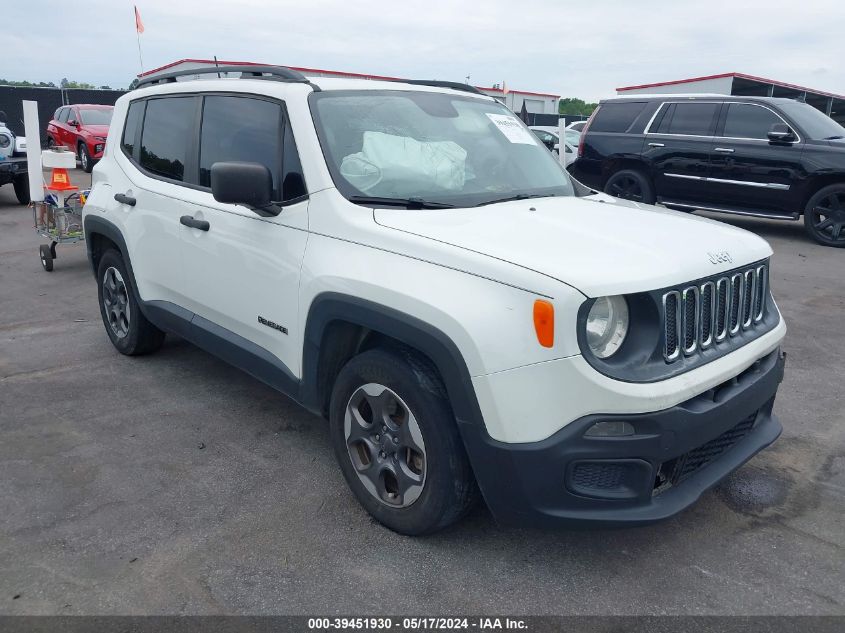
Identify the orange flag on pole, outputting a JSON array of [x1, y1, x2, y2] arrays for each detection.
[[135, 6, 145, 34]]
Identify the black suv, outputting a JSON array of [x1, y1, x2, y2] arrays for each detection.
[[569, 94, 845, 247]]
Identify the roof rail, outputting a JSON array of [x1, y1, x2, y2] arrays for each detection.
[[392, 79, 485, 96], [135, 65, 315, 90]]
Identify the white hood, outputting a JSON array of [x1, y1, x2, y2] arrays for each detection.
[[374, 194, 773, 297]]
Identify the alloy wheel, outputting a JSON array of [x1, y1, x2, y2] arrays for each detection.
[[102, 267, 131, 338], [80, 146, 89, 171], [809, 192, 845, 244], [344, 383, 427, 508], [607, 175, 644, 201]]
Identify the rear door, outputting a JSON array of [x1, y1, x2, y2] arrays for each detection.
[[176, 93, 309, 375], [643, 101, 721, 203], [706, 102, 805, 215]]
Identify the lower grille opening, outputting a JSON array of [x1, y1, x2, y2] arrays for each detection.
[[653, 414, 757, 496]]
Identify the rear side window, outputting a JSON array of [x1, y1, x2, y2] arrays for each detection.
[[139, 97, 196, 182], [723, 103, 781, 139], [652, 102, 719, 136], [121, 101, 144, 158], [588, 102, 647, 133]]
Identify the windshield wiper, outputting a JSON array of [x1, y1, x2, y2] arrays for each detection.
[[474, 193, 559, 207], [348, 195, 455, 209], [823, 135, 844, 140]]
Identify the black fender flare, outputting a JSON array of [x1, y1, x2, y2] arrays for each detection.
[[83, 214, 133, 280], [301, 293, 484, 431]]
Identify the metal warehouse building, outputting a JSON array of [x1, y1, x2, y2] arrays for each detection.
[[138, 59, 560, 115], [617, 72, 845, 125]]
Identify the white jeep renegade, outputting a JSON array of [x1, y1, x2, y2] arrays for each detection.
[[83, 66, 787, 534]]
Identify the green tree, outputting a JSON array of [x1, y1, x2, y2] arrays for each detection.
[[0, 78, 57, 88], [558, 97, 598, 116]]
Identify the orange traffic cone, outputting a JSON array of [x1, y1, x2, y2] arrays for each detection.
[[45, 167, 78, 192]]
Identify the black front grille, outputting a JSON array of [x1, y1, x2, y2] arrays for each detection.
[[653, 414, 757, 495], [662, 263, 769, 363]]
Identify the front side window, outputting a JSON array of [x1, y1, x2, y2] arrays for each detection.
[[310, 90, 574, 207], [139, 97, 196, 182], [79, 108, 114, 126], [66, 109, 79, 125], [722, 103, 781, 139], [653, 102, 719, 136], [58, 108, 69, 123]]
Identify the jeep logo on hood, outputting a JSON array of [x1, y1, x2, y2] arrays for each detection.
[[708, 251, 733, 265]]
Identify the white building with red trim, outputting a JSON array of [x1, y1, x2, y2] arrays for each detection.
[[617, 72, 844, 125], [137, 59, 560, 115]]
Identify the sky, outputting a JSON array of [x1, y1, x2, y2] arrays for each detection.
[[4, 0, 844, 101]]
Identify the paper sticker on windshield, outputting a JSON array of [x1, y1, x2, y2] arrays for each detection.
[[486, 113, 537, 144]]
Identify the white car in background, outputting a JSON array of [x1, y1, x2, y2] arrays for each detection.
[[530, 125, 580, 165]]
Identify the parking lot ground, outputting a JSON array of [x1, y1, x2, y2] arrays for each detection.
[[1, 171, 844, 615]]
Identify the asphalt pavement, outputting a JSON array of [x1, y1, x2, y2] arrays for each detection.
[[1, 170, 843, 615]]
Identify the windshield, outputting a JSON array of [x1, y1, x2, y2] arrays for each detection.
[[79, 108, 113, 125], [779, 101, 845, 140], [310, 90, 574, 207]]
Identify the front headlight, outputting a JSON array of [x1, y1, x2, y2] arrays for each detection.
[[585, 295, 629, 358], [0, 134, 10, 148]]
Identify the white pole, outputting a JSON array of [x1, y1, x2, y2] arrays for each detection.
[[136, 30, 144, 74], [558, 117, 567, 167], [23, 100, 44, 203]]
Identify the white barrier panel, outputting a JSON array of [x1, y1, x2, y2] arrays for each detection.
[[23, 100, 44, 202]]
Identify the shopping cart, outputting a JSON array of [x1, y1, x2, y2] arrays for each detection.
[[32, 190, 87, 271]]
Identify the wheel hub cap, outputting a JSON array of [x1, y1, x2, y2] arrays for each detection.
[[102, 267, 131, 338], [344, 383, 427, 508]]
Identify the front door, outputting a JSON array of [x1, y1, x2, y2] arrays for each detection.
[[643, 100, 721, 204], [177, 94, 309, 377], [706, 102, 805, 216]]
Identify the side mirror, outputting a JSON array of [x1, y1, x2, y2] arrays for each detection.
[[768, 123, 796, 143], [210, 161, 278, 216], [68, 119, 79, 127]]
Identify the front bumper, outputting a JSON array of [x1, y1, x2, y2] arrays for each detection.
[[460, 348, 785, 528]]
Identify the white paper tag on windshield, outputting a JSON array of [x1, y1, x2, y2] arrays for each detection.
[[486, 113, 537, 144]]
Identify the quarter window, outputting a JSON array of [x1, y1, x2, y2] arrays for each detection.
[[121, 101, 144, 158], [589, 102, 647, 133], [139, 97, 196, 182], [723, 103, 781, 139], [653, 102, 719, 136]]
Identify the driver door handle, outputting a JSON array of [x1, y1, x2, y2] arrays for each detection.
[[180, 215, 210, 231], [714, 147, 735, 153], [114, 193, 136, 206]]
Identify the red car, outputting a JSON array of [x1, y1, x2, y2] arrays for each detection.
[[46, 104, 114, 173]]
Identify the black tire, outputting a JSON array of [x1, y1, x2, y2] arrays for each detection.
[[46, 137, 55, 149], [603, 169, 656, 204], [39, 244, 53, 272], [329, 347, 478, 535], [96, 249, 165, 355], [13, 176, 30, 205], [803, 184, 845, 248], [79, 142, 94, 173]]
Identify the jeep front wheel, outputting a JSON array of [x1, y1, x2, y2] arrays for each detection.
[[329, 348, 477, 535]]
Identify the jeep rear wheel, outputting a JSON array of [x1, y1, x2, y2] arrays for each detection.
[[96, 249, 165, 355], [804, 184, 845, 248], [329, 348, 477, 535], [604, 169, 655, 204]]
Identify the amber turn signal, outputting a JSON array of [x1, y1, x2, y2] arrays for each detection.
[[533, 300, 554, 348]]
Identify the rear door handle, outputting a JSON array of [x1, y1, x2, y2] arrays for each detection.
[[648, 142, 665, 148], [114, 193, 136, 206], [714, 147, 735, 153], [180, 215, 210, 231]]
